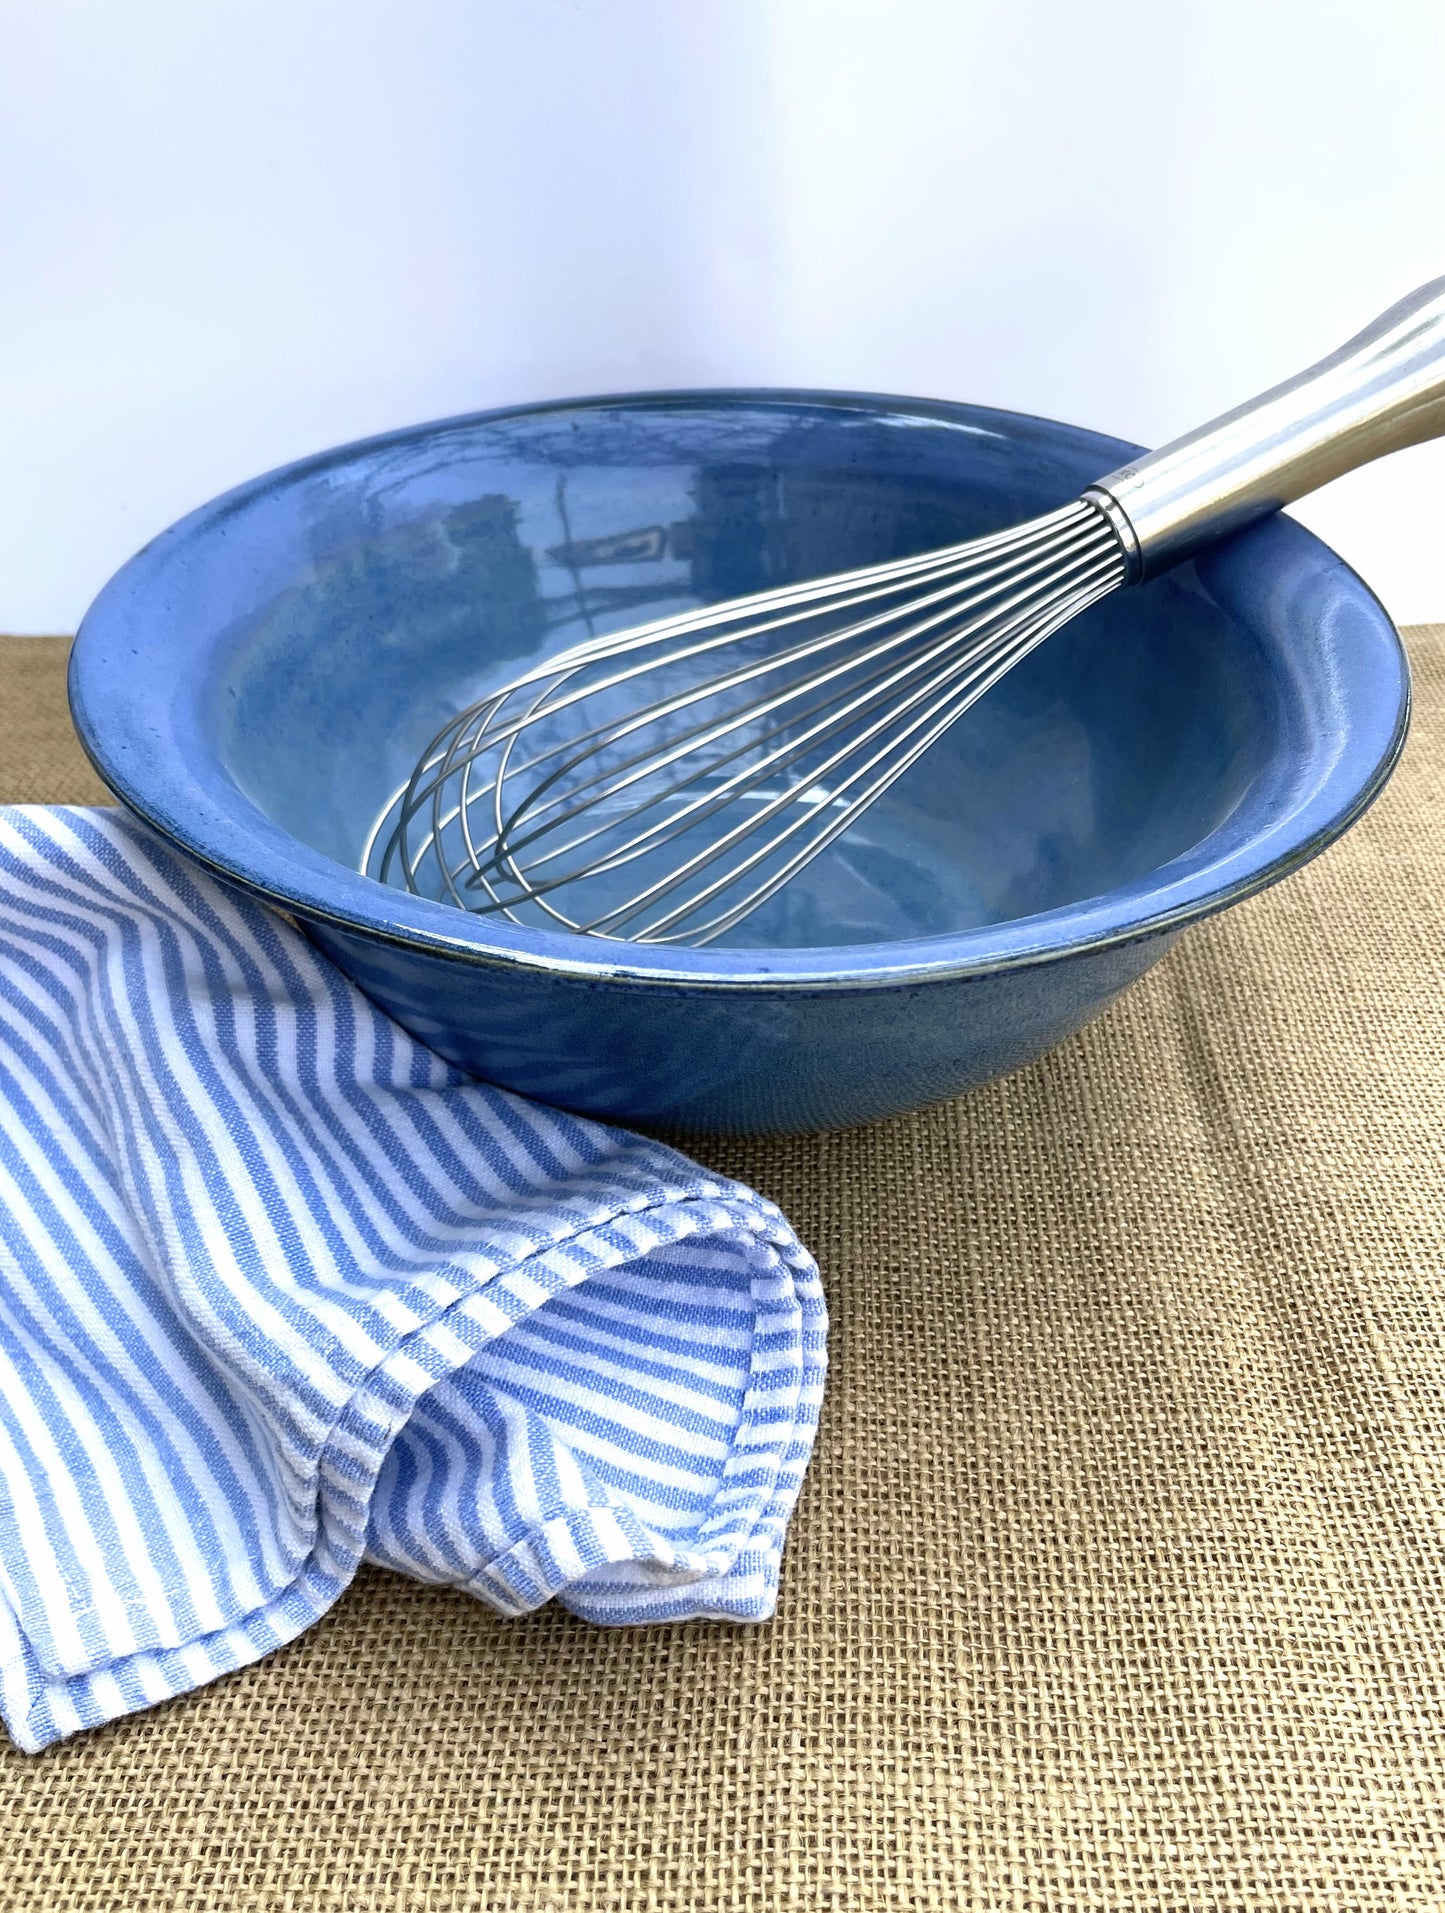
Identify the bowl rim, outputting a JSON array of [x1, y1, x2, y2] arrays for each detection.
[[68, 386, 1411, 993]]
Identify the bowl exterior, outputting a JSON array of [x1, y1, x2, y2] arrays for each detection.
[[302, 915, 1181, 1134]]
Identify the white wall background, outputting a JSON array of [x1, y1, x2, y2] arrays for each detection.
[[2, 0, 1443, 633]]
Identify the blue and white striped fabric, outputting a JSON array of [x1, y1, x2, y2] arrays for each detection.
[[0, 806, 826, 1752]]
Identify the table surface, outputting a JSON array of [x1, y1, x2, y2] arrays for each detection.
[[2, 630, 1444, 1912]]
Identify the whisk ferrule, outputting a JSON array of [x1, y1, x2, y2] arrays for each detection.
[[1079, 486, 1143, 585]]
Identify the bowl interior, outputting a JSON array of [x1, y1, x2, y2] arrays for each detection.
[[205, 397, 1274, 951]]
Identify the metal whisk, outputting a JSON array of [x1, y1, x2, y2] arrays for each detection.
[[365, 279, 1445, 945]]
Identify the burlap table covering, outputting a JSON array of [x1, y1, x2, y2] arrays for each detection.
[[1, 629, 1443, 1911]]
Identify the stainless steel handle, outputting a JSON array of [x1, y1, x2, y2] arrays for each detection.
[[1085, 276, 1445, 580]]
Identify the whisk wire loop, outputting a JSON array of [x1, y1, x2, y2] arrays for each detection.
[[364, 499, 1129, 944], [476, 523, 1126, 916], [607, 543, 1129, 943]]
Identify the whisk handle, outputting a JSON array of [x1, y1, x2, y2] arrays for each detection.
[[1086, 276, 1445, 580]]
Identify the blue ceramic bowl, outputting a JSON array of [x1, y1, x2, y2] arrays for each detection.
[[69, 392, 1408, 1133]]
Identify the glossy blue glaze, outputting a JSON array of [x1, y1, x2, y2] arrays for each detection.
[[69, 391, 1409, 1132]]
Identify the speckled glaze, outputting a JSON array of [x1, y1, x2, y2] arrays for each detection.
[[68, 391, 1409, 1133]]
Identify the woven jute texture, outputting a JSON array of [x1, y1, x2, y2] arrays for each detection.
[[2, 630, 1444, 1911]]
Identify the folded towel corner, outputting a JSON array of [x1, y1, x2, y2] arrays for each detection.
[[0, 805, 827, 1752]]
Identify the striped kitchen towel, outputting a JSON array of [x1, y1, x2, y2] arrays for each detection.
[[0, 806, 826, 1753]]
